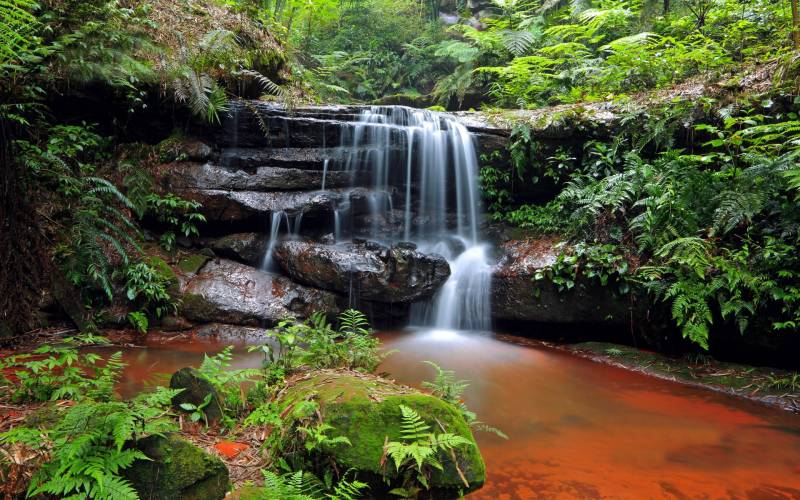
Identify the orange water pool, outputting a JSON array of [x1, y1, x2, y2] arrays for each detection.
[[105, 329, 800, 499]]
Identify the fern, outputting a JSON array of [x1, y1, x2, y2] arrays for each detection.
[[384, 405, 473, 493], [0, 0, 38, 65]]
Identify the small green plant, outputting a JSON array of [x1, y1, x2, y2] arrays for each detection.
[[198, 346, 260, 418], [117, 260, 178, 321], [179, 393, 214, 427], [766, 372, 800, 392], [383, 404, 474, 496], [254, 310, 390, 379], [605, 347, 624, 357], [127, 311, 149, 334], [421, 362, 507, 439], [144, 193, 205, 252], [297, 423, 352, 453], [258, 469, 368, 499]]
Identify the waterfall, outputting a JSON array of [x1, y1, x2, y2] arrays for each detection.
[[321, 159, 329, 191], [333, 106, 492, 331], [261, 211, 287, 272]]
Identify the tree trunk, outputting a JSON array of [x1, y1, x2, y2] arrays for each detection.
[[792, 0, 800, 50], [664, 0, 670, 14]]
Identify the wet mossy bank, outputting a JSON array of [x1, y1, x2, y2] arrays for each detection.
[[553, 341, 800, 413]]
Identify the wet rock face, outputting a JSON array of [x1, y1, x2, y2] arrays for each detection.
[[273, 240, 451, 303], [492, 239, 633, 324], [198, 233, 267, 266], [180, 258, 341, 325], [167, 163, 353, 191], [178, 189, 340, 224]]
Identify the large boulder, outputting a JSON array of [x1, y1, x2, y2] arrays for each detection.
[[491, 238, 634, 324], [123, 435, 229, 500], [170, 367, 224, 423], [273, 240, 450, 303], [180, 258, 341, 325], [274, 370, 485, 497]]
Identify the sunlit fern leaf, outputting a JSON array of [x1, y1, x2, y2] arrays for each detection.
[[0, 0, 38, 65], [398, 404, 430, 441], [501, 29, 535, 56], [338, 309, 371, 336], [433, 40, 479, 64], [331, 470, 369, 500], [600, 32, 658, 52], [711, 189, 765, 236]]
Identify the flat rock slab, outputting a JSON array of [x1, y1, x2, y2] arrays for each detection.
[[167, 163, 353, 191], [181, 258, 340, 325], [274, 240, 450, 303], [179, 188, 341, 223]]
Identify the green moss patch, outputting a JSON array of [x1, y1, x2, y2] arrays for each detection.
[[276, 370, 485, 495], [123, 434, 229, 500], [178, 253, 212, 275]]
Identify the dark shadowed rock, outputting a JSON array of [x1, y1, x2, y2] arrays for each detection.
[[124, 435, 229, 500], [274, 240, 450, 303], [166, 163, 354, 191], [170, 367, 224, 423], [180, 258, 340, 325], [492, 238, 634, 324], [198, 233, 267, 265]]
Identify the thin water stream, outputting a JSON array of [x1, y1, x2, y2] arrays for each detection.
[[104, 329, 800, 499]]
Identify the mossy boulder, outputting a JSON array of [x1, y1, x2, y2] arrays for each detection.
[[123, 434, 229, 500], [170, 367, 224, 423], [275, 370, 485, 497]]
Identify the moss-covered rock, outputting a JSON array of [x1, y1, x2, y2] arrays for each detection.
[[275, 370, 485, 497], [170, 367, 224, 423], [177, 252, 212, 275], [123, 434, 229, 500]]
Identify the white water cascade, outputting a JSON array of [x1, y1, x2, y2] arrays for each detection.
[[331, 106, 492, 331]]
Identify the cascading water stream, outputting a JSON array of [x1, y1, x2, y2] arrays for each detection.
[[333, 106, 493, 331]]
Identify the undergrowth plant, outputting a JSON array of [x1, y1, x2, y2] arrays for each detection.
[[383, 404, 474, 498], [0, 335, 123, 403]]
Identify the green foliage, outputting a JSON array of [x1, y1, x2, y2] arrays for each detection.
[[0, 335, 124, 403], [198, 346, 260, 418], [179, 393, 214, 427], [426, 0, 790, 107], [144, 193, 205, 252], [383, 404, 473, 496], [520, 102, 800, 348], [421, 361, 507, 439], [253, 310, 389, 379], [117, 260, 178, 319], [259, 469, 368, 500], [0, 0, 38, 65], [0, 355, 180, 500]]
